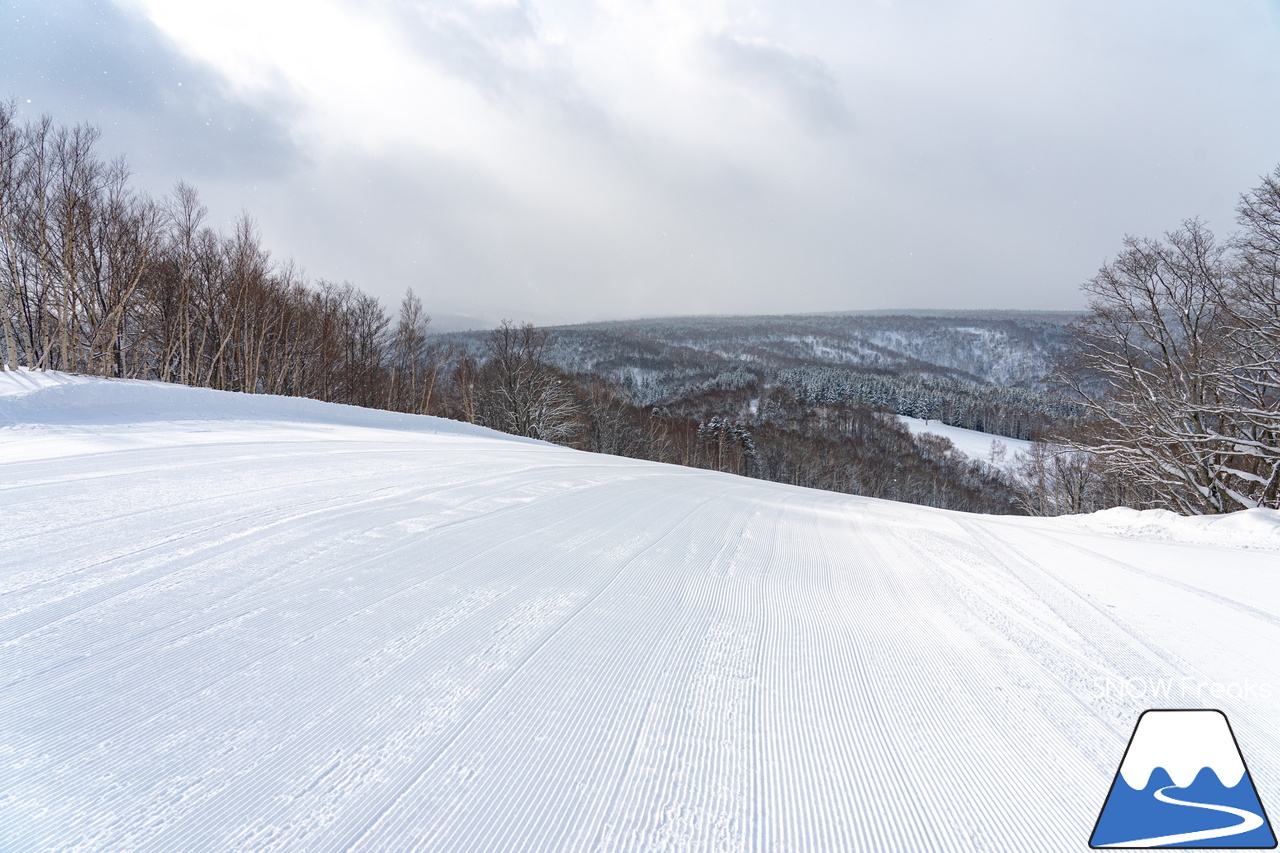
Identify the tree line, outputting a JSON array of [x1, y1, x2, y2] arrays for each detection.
[[0, 105, 391, 404], [775, 366, 1078, 440]]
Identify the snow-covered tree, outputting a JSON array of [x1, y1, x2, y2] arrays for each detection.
[[1057, 170, 1280, 513], [475, 321, 579, 443]]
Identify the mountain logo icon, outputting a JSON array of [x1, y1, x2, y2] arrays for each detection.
[[1091, 709, 1276, 848]]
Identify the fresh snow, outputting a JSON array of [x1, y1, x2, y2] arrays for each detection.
[[3, 371, 1280, 852], [898, 414, 1032, 468], [1064, 506, 1280, 552]]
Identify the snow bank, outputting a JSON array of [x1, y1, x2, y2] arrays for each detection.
[[1065, 506, 1280, 552], [0, 367, 101, 396], [0, 368, 516, 440]]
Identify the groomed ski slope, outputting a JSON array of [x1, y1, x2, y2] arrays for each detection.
[[3, 371, 1279, 852], [897, 415, 1031, 471]]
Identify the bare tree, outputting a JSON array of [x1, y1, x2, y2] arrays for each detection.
[[576, 375, 655, 458], [0, 101, 26, 369], [153, 182, 207, 384], [1221, 166, 1280, 505], [1011, 441, 1138, 516], [386, 288, 436, 413], [475, 321, 578, 442], [1056, 220, 1254, 512], [1057, 178, 1280, 513], [341, 290, 390, 407]]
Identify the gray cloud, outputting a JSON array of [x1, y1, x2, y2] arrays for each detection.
[[0, 0, 302, 185], [8, 0, 1280, 323], [703, 34, 852, 132]]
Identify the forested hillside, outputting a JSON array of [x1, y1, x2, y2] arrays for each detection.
[[0, 106, 1031, 514], [438, 311, 1077, 399], [435, 311, 1084, 444]]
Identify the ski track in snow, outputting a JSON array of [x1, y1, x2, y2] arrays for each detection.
[[3, 376, 1280, 851]]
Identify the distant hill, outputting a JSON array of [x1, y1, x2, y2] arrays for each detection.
[[435, 310, 1080, 405]]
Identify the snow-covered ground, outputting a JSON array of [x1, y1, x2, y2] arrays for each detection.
[[898, 414, 1032, 469], [1063, 505, 1280, 552], [3, 371, 1279, 852]]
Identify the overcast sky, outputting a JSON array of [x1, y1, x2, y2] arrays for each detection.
[[4, 0, 1279, 324]]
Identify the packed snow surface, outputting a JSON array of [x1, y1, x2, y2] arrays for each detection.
[[4, 371, 1280, 852]]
